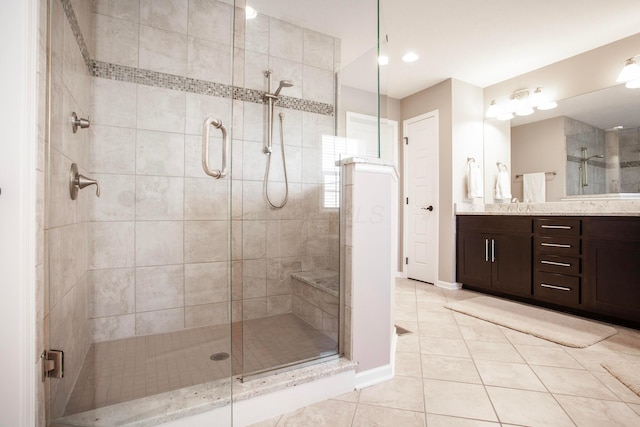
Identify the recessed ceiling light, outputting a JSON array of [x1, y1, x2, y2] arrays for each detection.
[[246, 6, 257, 19], [402, 52, 419, 63], [378, 55, 389, 65]]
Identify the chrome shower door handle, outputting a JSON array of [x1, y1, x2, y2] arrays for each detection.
[[202, 117, 229, 179]]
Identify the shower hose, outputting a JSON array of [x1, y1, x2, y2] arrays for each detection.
[[264, 112, 289, 209]]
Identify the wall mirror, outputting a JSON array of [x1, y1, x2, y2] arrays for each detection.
[[512, 83, 640, 197]]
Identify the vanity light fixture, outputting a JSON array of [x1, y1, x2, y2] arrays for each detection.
[[246, 6, 257, 19], [626, 78, 640, 89], [486, 87, 557, 120], [402, 52, 419, 63], [616, 56, 640, 88]]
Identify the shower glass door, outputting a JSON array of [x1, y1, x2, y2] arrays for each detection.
[[233, 0, 379, 379], [45, 0, 234, 424]]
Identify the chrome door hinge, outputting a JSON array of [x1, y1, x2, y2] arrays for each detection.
[[41, 349, 64, 381], [404, 137, 408, 145], [406, 257, 409, 265]]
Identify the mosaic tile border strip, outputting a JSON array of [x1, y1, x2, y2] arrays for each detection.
[[621, 160, 640, 168], [568, 155, 639, 169], [60, 0, 92, 69], [62, 0, 334, 116], [567, 155, 606, 168], [90, 60, 334, 115]]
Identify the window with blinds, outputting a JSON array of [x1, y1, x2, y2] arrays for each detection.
[[321, 135, 360, 208]]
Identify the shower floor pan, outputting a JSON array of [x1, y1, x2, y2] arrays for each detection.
[[63, 313, 337, 417]]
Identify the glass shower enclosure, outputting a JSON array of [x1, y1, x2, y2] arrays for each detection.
[[43, 0, 377, 425]]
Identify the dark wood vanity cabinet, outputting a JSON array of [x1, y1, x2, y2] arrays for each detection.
[[457, 216, 532, 297], [583, 217, 640, 324], [457, 214, 640, 327]]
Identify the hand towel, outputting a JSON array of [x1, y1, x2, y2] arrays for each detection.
[[467, 163, 483, 198], [495, 170, 512, 201], [523, 172, 546, 202]]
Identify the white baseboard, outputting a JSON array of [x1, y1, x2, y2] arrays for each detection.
[[436, 280, 462, 290], [354, 332, 397, 390], [354, 363, 394, 389]]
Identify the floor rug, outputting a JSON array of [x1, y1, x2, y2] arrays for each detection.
[[444, 296, 617, 348], [602, 361, 640, 396]]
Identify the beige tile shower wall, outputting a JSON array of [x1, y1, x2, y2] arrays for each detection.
[[88, 0, 339, 341], [45, 0, 94, 419]]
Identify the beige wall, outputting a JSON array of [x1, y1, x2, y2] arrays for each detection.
[[511, 117, 566, 201], [485, 32, 640, 105]]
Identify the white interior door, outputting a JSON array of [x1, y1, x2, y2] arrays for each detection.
[[404, 111, 439, 283]]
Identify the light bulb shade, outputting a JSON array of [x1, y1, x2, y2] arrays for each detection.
[[625, 78, 640, 89], [378, 55, 389, 65], [529, 88, 545, 107], [515, 105, 534, 116], [507, 96, 521, 113], [617, 59, 640, 83], [497, 111, 514, 121], [486, 101, 499, 118], [537, 100, 558, 110]]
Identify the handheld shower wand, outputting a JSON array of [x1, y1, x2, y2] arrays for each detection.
[[263, 70, 294, 209], [579, 147, 604, 191]]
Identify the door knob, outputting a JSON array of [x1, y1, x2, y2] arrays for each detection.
[[421, 205, 434, 211]]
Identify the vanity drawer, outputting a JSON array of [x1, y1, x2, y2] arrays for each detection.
[[535, 236, 581, 255], [534, 272, 580, 306], [535, 254, 580, 275], [535, 218, 581, 236]]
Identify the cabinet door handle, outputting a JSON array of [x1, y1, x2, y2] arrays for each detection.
[[540, 260, 572, 267], [491, 239, 496, 263], [540, 283, 571, 292], [485, 239, 489, 262], [541, 225, 572, 230], [540, 242, 571, 248]]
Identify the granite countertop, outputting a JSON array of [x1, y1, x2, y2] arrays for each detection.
[[455, 200, 640, 216]]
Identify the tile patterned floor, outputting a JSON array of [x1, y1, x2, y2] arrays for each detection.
[[250, 278, 640, 426], [64, 313, 337, 416]]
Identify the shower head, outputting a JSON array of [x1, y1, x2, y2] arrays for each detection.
[[273, 80, 294, 97], [587, 154, 604, 161]]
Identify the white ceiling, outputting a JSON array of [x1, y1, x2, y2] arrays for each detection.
[[252, 0, 640, 100]]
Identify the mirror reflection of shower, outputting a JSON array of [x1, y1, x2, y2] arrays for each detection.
[[263, 69, 294, 209], [579, 147, 604, 194]]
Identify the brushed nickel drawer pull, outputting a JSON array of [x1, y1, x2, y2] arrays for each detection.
[[540, 283, 571, 292], [540, 260, 571, 267], [485, 239, 489, 262], [541, 225, 572, 230], [540, 242, 571, 248]]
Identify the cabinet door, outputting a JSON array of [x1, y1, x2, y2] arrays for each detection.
[[492, 233, 532, 296], [457, 231, 492, 290], [584, 239, 640, 323]]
